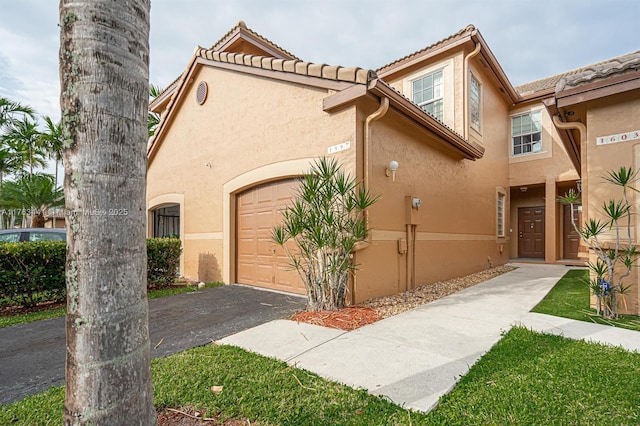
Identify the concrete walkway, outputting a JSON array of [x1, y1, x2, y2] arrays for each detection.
[[219, 263, 639, 413]]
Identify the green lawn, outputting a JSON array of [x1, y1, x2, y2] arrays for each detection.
[[2, 327, 639, 425], [0, 282, 223, 329], [532, 269, 640, 331]]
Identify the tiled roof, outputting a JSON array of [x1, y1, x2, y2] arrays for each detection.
[[377, 24, 476, 74], [211, 20, 300, 61], [148, 49, 377, 156], [557, 50, 640, 91], [195, 48, 377, 84], [515, 50, 640, 96]]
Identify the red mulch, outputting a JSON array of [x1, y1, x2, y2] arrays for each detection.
[[290, 306, 381, 331]]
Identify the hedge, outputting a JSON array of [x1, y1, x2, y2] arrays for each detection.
[[0, 237, 181, 307], [147, 237, 182, 287]]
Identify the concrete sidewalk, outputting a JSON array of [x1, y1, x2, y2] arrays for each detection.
[[219, 263, 639, 413]]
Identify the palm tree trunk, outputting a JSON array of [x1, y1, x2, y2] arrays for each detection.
[[54, 158, 59, 228], [59, 1, 155, 424]]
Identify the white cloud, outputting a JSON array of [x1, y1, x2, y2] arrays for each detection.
[[0, 0, 638, 117]]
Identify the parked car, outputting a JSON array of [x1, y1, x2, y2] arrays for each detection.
[[0, 228, 66, 243]]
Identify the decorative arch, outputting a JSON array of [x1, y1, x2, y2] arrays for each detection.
[[147, 193, 185, 275], [222, 158, 315, 283]]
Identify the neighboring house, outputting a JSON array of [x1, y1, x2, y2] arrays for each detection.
[[147, 21, 639, 315], [541, 52, 640, 314]]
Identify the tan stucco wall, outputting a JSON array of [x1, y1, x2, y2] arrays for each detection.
[[505, 100, 580, 263], [508, 102, 579, 187], [147, 65, 357, 284], [580, 90, 640, 314], [385, 51, 464, 134], [352, 85, 511, 302]]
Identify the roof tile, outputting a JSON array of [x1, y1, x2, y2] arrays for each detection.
[[193, 47, 377, 85], [211, 20, 300, 61], [515, 50, 640, 95], [377, 24, 476, 74]]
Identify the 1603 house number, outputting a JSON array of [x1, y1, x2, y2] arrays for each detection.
[[596, 129, 640, 146]]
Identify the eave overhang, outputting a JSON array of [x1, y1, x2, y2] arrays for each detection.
[[543, 97, 581, 174], [324, 80, 485, 161], [544, 69, 640, 175], [147, 52, 375, 162]]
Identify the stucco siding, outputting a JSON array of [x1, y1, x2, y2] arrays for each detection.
[[583, 90, 640, 314], [147, 66, 358, 282], [354, 100, 510, 303]]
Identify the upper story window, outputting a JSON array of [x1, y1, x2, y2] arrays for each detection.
[[412, 69, 444, 121], [511, 110, 542, 156], [470, 74, 481, 132]]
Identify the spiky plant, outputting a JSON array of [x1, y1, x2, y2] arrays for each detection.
[[272, 157, 379, 311], [559, 167, 639, 318]]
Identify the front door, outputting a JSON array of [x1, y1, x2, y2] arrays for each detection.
[[563, 204, 582, 259], [518, 206, 545, 258]]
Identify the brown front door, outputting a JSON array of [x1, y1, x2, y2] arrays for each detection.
[[518, 206, 545, 258], [563, 204, 582, 259], [236, 179, 305, 294]]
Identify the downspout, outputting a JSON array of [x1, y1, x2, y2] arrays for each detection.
[[463, 41, 481, 139], [552, 115, 588, 213], [364, 96, 390, 190], [352, 95, 388, 304], [362, 95, 389, 231]]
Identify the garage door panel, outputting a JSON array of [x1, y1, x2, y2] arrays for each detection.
[[257, 211, 274, 230], [237, 212, 256, 230], [236, 179, 304, 294]]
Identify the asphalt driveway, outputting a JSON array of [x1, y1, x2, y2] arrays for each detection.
[[0, 285, 306, 405]]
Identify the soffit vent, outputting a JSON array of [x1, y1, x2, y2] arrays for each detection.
[[196, 81, 208, 105]]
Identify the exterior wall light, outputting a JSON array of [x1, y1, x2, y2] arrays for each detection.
[[576, 179, 582, 193], [385, 160, 399, 181]]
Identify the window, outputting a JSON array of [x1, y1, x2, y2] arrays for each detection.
[[470, 74, 481, 132], [153, 204, 180, 238], [497, 192, 506, 237], [412, 70, 444, 121], [511, 111, 542, 155]]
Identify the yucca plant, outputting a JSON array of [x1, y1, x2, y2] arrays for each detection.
[[272, 157, 379, 311], [559, 166, 638, 318]]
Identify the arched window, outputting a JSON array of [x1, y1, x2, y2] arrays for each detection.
[[153, 204, 180, 238]]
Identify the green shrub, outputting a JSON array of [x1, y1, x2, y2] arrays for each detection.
[[0, 240, 66, 307], [147, 237, 182, 287], [0, 237, 182, 307]]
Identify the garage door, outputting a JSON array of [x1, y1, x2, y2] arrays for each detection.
[[236, 179, 305, 294]]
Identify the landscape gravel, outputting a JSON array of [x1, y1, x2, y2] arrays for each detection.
[[361, 265, 516, 318]]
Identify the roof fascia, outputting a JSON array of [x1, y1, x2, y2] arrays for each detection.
[[323, 84, 368, 111], [147, 54, 200, 162], [555, 72, 640, 108], [377, 37, 468, 80], [366, 80, 485, 160], [147, 57, 357, 162], [217, 29, 297, 60], [542, 97, 581, 172], [149, 78, 179, 113], [470, 32, 520, 104], [198, 57, 356, 91], [515, 88, 555, 104]]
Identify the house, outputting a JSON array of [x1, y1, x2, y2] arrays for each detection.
[[147, 21, 639, 315], [541, 52, 640, 314]]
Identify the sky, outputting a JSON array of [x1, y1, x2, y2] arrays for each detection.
[[0, 0, 639, 124]]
